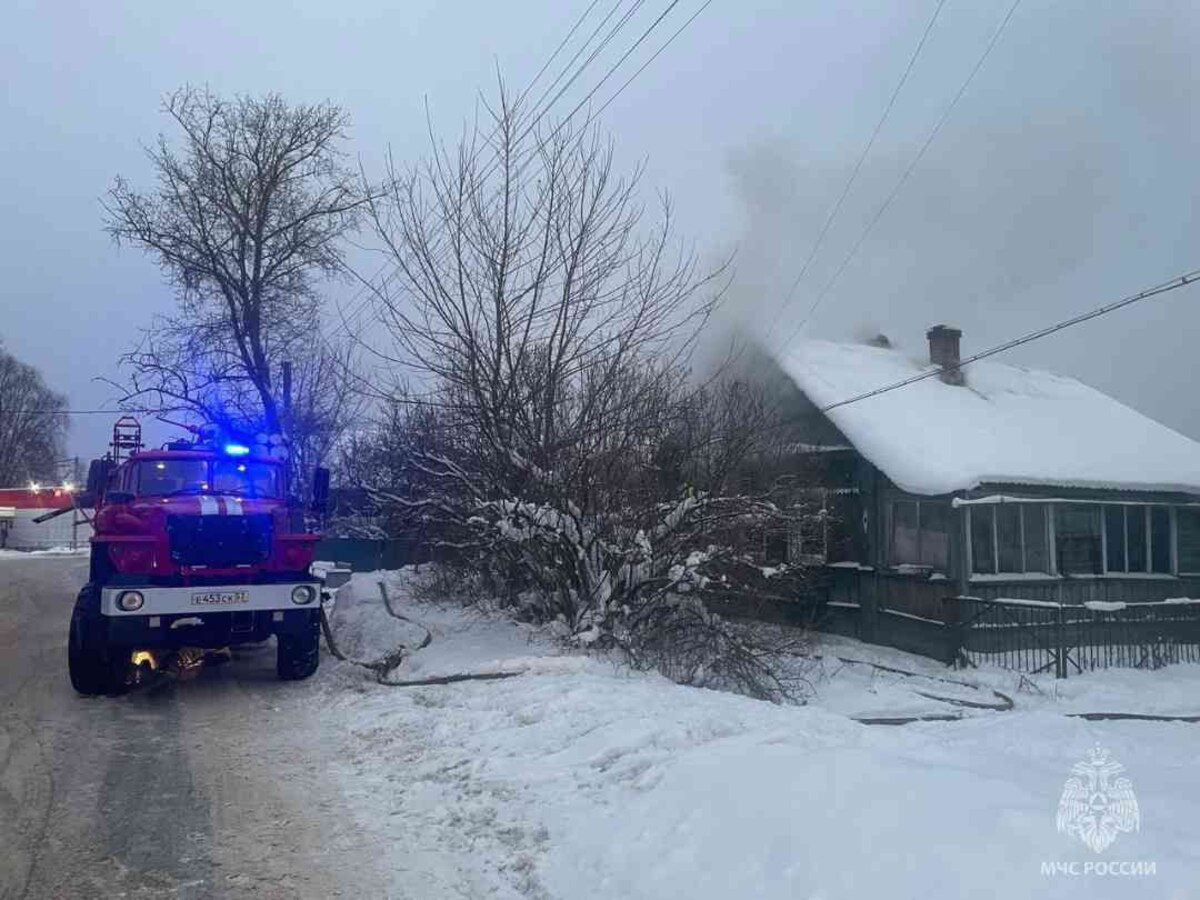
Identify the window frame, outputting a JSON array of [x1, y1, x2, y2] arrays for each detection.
[[966, 499, 1190, 580], [889, 499, 949, 572], [1175, 506, 1200, 576], [1101, 504, 1173, 576], [789, 503, 829, 565], [968, 503, 1053, 577], [763, 491, 830, 566]]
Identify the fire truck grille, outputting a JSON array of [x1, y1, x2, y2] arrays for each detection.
[[167, 514, 274, 567]]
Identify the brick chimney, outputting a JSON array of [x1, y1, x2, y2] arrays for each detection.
[[927, 324, 964, 385]]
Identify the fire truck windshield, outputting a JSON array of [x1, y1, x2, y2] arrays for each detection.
[[212, 460, 282, 498], [133, 459, 283, 498], [137, 459, 208, 495]]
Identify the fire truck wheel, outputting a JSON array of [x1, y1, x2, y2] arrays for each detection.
[[68, 588, 130, 696], [276, 614, 320, 681]]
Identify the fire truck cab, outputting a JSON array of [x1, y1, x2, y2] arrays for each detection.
[[69, 434, 329, 695]]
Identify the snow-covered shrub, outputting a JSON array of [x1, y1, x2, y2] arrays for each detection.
[[348, 89, 827, 701]]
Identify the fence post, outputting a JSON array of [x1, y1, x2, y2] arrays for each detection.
[[942, 596, 962, 667], [860, 571, 879, 643], [1055, 604, 1067, 679]]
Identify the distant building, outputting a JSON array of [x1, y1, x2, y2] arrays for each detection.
[[0, 486, 91, 550]]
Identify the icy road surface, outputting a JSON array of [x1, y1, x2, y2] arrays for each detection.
[[0, 554, 395, 899]]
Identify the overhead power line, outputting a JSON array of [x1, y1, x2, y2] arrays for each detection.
[[549, 0, 686, 129], [0, 408, 159, 417], [334, 0, 712, 342], [462, 0, 657, 196], [517, 0, 609, 110], [818, 267, 1200, 414], [31, 269, 1197, 423], [0, 391, 461, 418], [464, 0, 689, 201], [517, 0, 649, 142], [776, 0, 1023, 352], [776, 0, 948, 321], [332, 0, 656, 341], [499, 0, 713, 195], [584, 0, 715, 124]]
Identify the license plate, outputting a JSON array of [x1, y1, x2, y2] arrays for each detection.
[[190, 590, 250, 607]]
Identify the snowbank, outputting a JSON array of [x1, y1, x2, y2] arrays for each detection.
[[326, 569, 562, 677], [320, 570, 1200, 899]]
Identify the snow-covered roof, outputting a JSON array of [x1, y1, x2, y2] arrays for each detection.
[[777, 339, 1200, 496]]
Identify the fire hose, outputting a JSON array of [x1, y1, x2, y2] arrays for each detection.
[[319, 581, 520, 687]]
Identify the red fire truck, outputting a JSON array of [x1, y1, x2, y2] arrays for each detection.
[[68, 420, 331, 695]]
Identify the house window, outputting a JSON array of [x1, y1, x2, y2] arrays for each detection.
[[1151, 508, 1171, 573], [764, 531, 789, 566], [825, 491, 860, 564], [892, 501, 919, 564], [1176, 508, 1200, 573], [789, 508, 828, 565], [996, 505, 1023, 573], [1103, 505, 1171, 574], [970, 504, 1050, 575], [970, 506, 994, 575], [1055, 506, 1103, 575], [890, 500, 948, 570], [1024, 505, 1050, 573], [764, 492, 836, 566]]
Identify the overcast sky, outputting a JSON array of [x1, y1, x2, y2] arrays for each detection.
[[2, 0, 1198, 462]]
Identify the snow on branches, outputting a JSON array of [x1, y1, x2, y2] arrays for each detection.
[[347, 87, 826, 700]]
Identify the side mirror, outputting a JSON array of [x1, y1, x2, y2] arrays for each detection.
[[312, 467, 330, 515]]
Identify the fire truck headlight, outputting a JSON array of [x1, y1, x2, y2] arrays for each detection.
[[290, 585, 316, 605], [117, 590, 145, 612]]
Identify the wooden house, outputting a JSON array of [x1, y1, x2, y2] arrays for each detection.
[[769, 326, 1200, 659]]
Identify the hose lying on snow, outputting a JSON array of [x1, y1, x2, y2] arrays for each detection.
[[806, 652, 1014, 712], [378, 671, 523, 687], [320, 579, 519, 686], [319, 606, 409, 679]]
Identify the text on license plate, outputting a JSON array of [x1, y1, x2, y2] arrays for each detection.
[[191, 590, 250, 606]]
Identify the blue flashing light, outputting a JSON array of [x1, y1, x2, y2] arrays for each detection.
[[224, 443, 251, 456]]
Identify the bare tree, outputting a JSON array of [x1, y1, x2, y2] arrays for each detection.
[[105, 87, 365, 456], [286, 339, 363, 498], [356, 90, 821, 700], [0, 345, 68, 486]]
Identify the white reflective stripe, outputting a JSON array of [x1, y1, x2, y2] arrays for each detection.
[[198, 495, 220, 515], [223, 496, 243, 516]]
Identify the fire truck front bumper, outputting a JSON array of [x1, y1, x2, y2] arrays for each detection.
[[99, 583, 321, 648]]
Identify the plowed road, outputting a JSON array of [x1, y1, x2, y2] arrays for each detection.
[[0, 555, 390, 899]]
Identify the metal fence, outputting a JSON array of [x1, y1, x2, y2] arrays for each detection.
[[946, 596, 1200, 677], [4, 509, 92, 550], [313, 537, 429, 573]]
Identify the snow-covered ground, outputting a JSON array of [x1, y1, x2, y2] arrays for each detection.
[[0, 546, 89, 559], [318, 569, 1200, 899]]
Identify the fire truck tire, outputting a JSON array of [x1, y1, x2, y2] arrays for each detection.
[[276, 614, 320, 681], [68, 588, 130, 696]]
